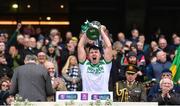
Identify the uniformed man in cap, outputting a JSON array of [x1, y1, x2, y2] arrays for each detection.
[[114, 64, 147, 102]]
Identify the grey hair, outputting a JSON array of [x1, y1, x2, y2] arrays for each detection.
[[50, 28, 59, 35], [160, 78, 174, 89], [113, 41, 123, 50], [24, 55, 37, 63]]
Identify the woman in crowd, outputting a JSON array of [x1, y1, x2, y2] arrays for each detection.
[[0, 77, 11, 92], [62, 55, 81, 91], [46, 43, 61, 77], [0, 77, 14, 105]]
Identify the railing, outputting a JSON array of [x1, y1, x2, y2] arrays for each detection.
[[12, 102, 158, 106]]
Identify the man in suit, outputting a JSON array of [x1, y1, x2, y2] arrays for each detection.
[[9, 55, 54, 101], [148, 69, 180, 101], [152, 78, 180, 105]]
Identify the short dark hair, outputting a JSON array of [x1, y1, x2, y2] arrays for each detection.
[[89, 45, 101, 52]]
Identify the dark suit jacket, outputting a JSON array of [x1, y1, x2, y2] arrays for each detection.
[[9, 63, 54, 101], [152, 91, 180, 105]]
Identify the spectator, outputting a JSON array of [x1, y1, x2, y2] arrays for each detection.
[[150, 27, 161, 42], [33, 27, 45, 41], [65, 31, 73, 43], [60, 39, 77, 71], [0, 77, 12, 105], [24, 37, 40, 56], [146, 51, 172, 81], [9, 45, 24, 69], [70, 37, 78, 48], [123, 51, 145, 82], [51, 34, 65, 50], [152, 78, 180, 105], [0, 56, 13, 79], [138, 34, 149, 55], [46, 43, 61, 76], [49, 28, 61, 41], [148, 69, 180, 101], [0, 91, 14, 105], [129, 28, 139, 44], [171, 36, 180, 50], [109, 41, 125, 91], [15, 34, 24, 51], [146, 41, 160, 64], [0, 42, 13, 68], [62, 55, 81, 91], [44, 61, 67, 101], [130, 43, 146, 66], [117, 32, 128, 46], [44, 61, 67, 91], [0, 77, 11, 91], [158, 38, 171, 59], [22, 25, 35, 36], [4, 23, 22, 49], [37, 51, 47, 65]]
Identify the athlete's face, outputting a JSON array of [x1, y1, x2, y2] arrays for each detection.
[[88, 49, 101, 64]]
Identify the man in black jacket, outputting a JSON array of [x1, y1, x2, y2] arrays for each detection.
[[152, 78, 180, 105]]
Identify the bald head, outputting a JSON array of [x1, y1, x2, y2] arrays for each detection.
[[159, 38, 167, 49], [117, 32, 125, 41], [44, 61, 55, 78], [44, 61, 54, 69]]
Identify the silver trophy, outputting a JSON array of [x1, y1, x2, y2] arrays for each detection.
[[81, 20, 102, 47]]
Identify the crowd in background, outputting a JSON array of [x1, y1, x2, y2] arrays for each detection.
[[0, 23, 180, 105]]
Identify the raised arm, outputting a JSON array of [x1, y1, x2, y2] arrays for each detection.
[[100, 25, 112, 62], [78, 33, 87, 63], [7, 23, 22, 47]]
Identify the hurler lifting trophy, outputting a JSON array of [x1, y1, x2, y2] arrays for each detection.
[[78, 20, 113, 92]]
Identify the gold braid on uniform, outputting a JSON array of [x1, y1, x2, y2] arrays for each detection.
[[116, 82, 128, 102]]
